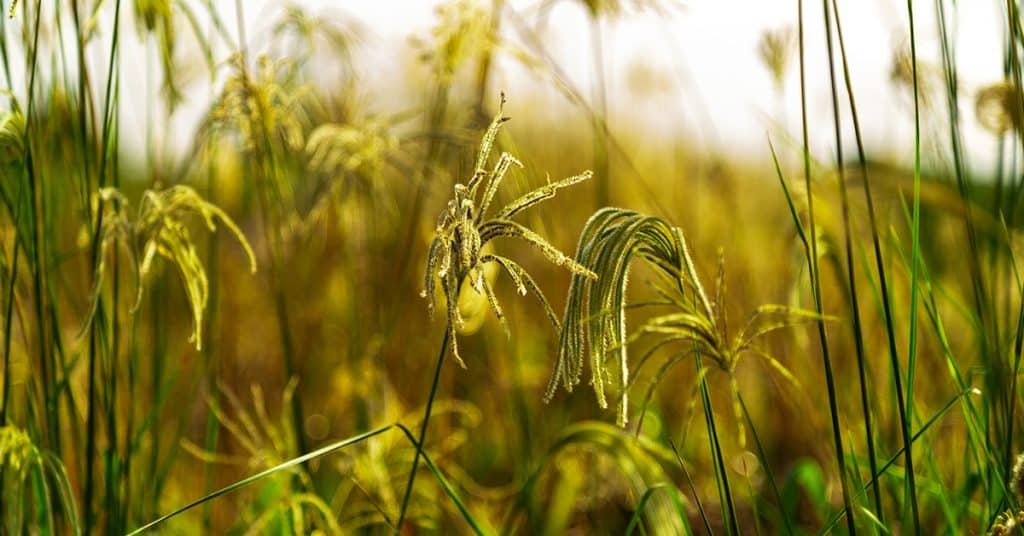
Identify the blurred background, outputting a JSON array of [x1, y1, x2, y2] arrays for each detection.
[[0, 0, 1021, 533]]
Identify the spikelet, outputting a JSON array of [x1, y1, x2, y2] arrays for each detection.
[[547, 208, 824, 436], [989, 510, 1024, 536], [86, 185, 257, 351], [758, 26, 795, 92], [209, 54, 309, 154], [412, 0, 494, 83], [421, 96, 593, 367]]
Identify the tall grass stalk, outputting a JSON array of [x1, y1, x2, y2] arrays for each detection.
[[668, 437, 713, 534], [696, 355, 739, 533], [796, 0, 856, 530], [200, 36, 223, 532], [901, 0, 924, 530], [396, 325, 453, 533], [738, 394, 793, 534], [232, 0, 308, 459], [82, 1, 123, 529], [820, 0, 884, 522], [827, 0, 932, 526], [24, 0, 56, 457], [937, 0, 1008, 503]]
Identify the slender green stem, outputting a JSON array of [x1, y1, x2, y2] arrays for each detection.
[[80, 2, 123, 530], [668, 436, 713, 535], [797, 0, 856, 531], [24, 0, 56, 455], [821, 0, 883, 522], [396, 323, 453, 533], [232, 0, 308, 459], [738, 394, 792, 535], [829, 0, 895, 520], [696, 355, 738, 534], [901, 0, 924, 531]]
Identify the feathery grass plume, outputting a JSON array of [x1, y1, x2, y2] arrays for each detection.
[[299, 117, 399, 234], [546, 208, 823, 437], [306, 118, 397, 183], [411, 0, 496, 83], [271, 3, 363, 79], [890, 40, 941, 109], [758, 26, 795, 92], [209, 54, 310, 155], [86, 185, 256, 350], [976, 81, 1022, 136], [0, 426, 80, 534], [421, 95, 595, 368]]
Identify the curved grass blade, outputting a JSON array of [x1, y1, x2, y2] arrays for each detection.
[[668, 436, 712, 535], [624, 483, 692, 536], [819, 388, 973, 534], [129, 421, 490, 535], [395, 423, 490, 535], [125, 425, 393, 534]]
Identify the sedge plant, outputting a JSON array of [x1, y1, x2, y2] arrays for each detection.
[[544, 207, 823, 532], [398, 95, 595, 532]]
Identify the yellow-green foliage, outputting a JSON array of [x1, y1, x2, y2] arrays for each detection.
[[89, 185, 256, 350], [5, 0, 1024, 533], [547, 208, 821, 434], [0, 426, 79, 535], [210, 55, 309, 154]]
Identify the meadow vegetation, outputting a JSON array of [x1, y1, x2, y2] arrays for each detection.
[[0, 0, 1022, 533]]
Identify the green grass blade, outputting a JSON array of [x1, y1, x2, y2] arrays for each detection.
[[625, 483, 692, 536], [126, 425, 393, 535], [796, 0, 856, 530], [395, 423, 490, 535], [901, 1, 924, 530], [820, 0, 884, 522], [820, 388, 971, 533]]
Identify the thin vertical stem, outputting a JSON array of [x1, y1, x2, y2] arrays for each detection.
[[396, 324, 453, 533], [822, 0, 884, 521], [902, 0, 924, 530], [796, 0, 856, 531], [698, 360, 738, 534]]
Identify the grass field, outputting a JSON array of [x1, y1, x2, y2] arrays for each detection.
[[0, 0, 1022, 533]]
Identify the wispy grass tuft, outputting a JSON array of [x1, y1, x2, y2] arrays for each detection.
[[400, 94, 593, 532]]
